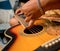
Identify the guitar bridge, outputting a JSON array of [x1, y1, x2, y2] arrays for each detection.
[[35, 36, 60, 51]]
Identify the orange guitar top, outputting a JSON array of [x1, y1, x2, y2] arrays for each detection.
[[2, 20, 60, 51]]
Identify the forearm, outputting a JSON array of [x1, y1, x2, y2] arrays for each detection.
[[40, 0, 60, 12]]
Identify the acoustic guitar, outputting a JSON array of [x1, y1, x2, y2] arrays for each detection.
[[2, 14, 60, 51]]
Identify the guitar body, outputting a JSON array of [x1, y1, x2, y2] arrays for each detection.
[[3, 20, 60, 51]]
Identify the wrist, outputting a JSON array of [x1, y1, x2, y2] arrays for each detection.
[[36, 0, 50, 15], [40, 0, 50, 12], [40, 0, 49, 7]]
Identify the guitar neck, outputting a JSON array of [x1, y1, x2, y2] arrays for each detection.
[[15, 14, 28, 28]]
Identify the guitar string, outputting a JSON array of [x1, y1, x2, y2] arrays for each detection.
[[28, 26, 40, 33], [30, 26, 40, 33], [14, 14, 36, 34], [30, 26, 39, 33], [28, 29, 46, 43], [28, 26, 46, 42], [29, 28, 37, 33], [29, 28, 36, 33], [16, 14, 43, 34], [16, 15, 46, 42], [25, 10, 60, 41], [34, 26, 41, 31], [28, 25, 43, 33]]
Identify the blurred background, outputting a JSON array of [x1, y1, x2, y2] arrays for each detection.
[[0, 0, 28, 50]]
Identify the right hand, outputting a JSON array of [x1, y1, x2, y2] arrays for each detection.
[[15, 0, 44, 27], [10, 0, 60, 27]]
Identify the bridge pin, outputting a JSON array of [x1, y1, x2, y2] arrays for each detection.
[[55, 40, 58, 43], [45, 44, 49, 48], [48, 43, 52, 46], [52, 41, 55, 44], [58, 38, 60, 41]]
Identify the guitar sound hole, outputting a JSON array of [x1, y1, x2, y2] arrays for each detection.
[[24, 25, 43, 34]]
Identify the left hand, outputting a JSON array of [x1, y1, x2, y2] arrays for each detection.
[[9, 17, 19, 26]]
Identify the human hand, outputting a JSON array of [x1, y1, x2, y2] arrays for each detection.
[[10, 0, 60, 27], [9, 17, 19, 26], [15, 0, 43, 27]]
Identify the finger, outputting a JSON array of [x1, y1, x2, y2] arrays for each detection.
[[9, 18, 19, 26], [27, 19, 35, 28], [15, 8, 21, 15], [24, 15, 32, 22]]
